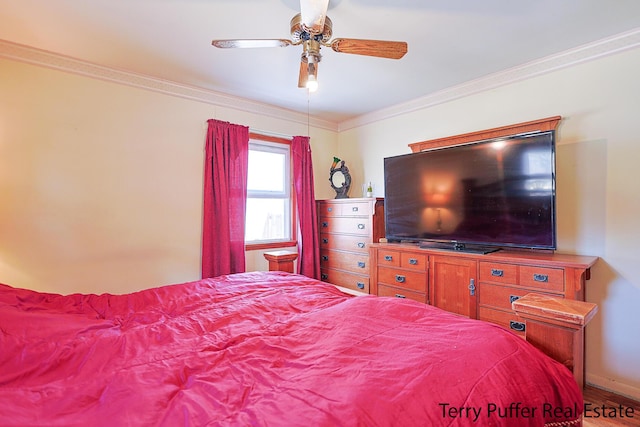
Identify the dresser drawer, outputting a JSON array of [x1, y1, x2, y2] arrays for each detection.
[[319, 217, 370, 235], [520, 266, 564, 293], [479, 262, 518, 284], [318, 203, 341, 217], [478, 307, 526, 338], [401, 252, 427, 271], [317, 201, 372, 217], [320, 269, 369, 293], [320, 250, 369, 273], [320, 233, 369, 253], [340, 201, 371, 216], [377, 249, 401, 267], [479, 283, 535, 311], [377, 266, 427, 293], [377, 251, 427, 270], [378, 284, 427, 304]]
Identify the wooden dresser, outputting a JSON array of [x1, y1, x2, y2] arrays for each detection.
[[317, 198, 385, 293], [370, 243, 598, 386]]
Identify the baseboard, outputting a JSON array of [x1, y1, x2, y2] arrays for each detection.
[[586, 373, 640, 402]]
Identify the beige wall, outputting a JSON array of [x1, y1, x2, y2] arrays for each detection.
[[0, 58, 338, 294], [339, 47, 640, 399]]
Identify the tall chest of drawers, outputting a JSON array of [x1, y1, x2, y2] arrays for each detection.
[[317, 198, 385, 293]]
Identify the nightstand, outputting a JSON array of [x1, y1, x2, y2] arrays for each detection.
[[263, 250, 298, 273]]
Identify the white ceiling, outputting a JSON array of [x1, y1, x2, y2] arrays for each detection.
[[2, 0, 640, 126]]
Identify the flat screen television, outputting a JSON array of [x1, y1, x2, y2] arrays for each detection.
[[383, 131, 556, 253]]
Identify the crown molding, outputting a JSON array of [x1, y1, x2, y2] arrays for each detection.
[[3, 27, 640, 135], [0, 39, 338, 132], [338, 27, 640, 131]]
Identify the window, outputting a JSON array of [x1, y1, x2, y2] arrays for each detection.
[[245, 134, 296, 249]]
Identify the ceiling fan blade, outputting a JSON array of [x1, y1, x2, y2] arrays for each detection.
[[330, 38, 408, 59], [299, 0, 330, 34], [212, 39, 292, 49], [298, 62, 308, 88]]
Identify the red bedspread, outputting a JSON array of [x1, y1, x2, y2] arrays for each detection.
[[0, 272, 582, 426]]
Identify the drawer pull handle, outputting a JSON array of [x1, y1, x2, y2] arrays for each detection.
[[321, 273, 328, 280], [357, 261, 366, 268], [533, 274, 549, 283], [409, 258, 418, 265], [356, 282, 365, 289], [322, 221, 328, 228], [395, 275, 406, 283], [321, 255, 328, 261], [322, 238, 329, 244], [357, 223, 365, 230], [357, 242, 365, 249], [395, 294, 406, 299], [509, 321, 526, 332], [352, 207, 359, 212], [384, 255, 393, 261], [491, 269, 504, 277], [509, 295, 521, 303], [327, 207, 333, 212]]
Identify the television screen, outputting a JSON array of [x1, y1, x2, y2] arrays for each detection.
[[383, 131, 556, 252]]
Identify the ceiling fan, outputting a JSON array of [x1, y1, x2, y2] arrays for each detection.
[[211, 0, 408, 91]]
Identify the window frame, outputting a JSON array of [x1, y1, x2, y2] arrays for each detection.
[[245, 132, 297, 251]]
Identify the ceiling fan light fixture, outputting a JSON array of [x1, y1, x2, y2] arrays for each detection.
[[300, 0, 330, 34], [304, 54, 319, 92], [306, 74, 318, 92]]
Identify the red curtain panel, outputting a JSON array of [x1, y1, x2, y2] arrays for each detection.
[[292, 136, 320, 279], [202, 119, 249, 278]]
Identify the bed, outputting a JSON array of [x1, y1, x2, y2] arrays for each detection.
[[0, 271, 583, 426]]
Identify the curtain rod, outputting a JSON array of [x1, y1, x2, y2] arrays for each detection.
[[249, 128, 294, 140], [203, 121, 296, 139]]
